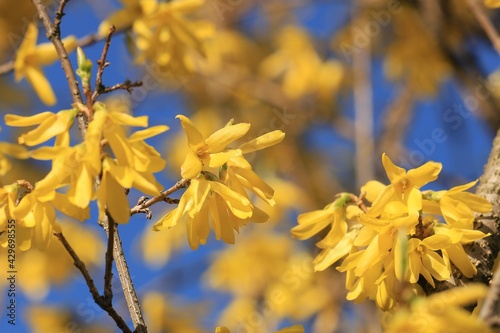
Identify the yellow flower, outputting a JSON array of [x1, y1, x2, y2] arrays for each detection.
[[98, 0, 158, 36], [435, 180, 492, 229], [259, 26, 343, 99], [405, 235, 452, 287], [97, 156, 161, 224], [353, 214, 418, 277], [292, 194, 349, 244], [5, 108, 78, 146], [14, 23, 77, 106], [177, 115, 248, 179], [434, 223, 489, 278], [369, 153, 442, 216], [132, 0, 215, 74], [385, 284, 490, 333], [153, 176, 253, 249]]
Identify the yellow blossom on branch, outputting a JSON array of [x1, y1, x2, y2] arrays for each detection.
[[14, 23, 77, 106]]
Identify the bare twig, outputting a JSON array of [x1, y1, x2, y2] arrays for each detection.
[[103, 215, 116, 302], [93, 80, 144, 103], [130, 179, 190, 217], [31, 0, 86, 134], [100, 213, 148, 333], [54, 232, 133, 333], [467, 0, 500, 56], [92, 26, 115, 102], [52, 0, 70, 39]]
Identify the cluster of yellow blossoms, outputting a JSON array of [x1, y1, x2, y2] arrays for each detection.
[[0, 104, 168, 250], [153, 115, 285, 249], [292, 154, 492, 313], [99, 0, 214, 76]]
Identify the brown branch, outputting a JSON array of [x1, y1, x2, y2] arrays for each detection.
[[100, 213, 148, 333], [31, 0, 86, 135], [54, 232, 133, 333], [93, 80, 144, 103], [130, 179, 190, 217], [92, 25, 115, 103], [52, 0, 69, 39], [467, 0, 500, 56], [103, 214, 116, 302]]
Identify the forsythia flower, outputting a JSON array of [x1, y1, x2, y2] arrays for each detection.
[[259, 25, 343, 100], [14, 23, 77, 105], [293, 153, 492, 311], [384, 284, 491, 333], [154, 115, 284, 249], [4, 102, 167, 233], [123, 0, 215, 75], [5, 108, 78, 146]]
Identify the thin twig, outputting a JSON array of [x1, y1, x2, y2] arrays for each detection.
[[103, 214, 116, 302], [93, 80, 144, 103], [54, 232, 133, 333], [130, 179, 190, 216], [467, 0, 500, 55], [100, 213, 148, 333], [52, 0, 70, 39], [31, 0, 86, 135], [92, 26, 115, 102]]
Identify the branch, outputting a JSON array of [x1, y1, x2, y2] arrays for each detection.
[[99, 213, 148, 333], [54, 232, 133, 333], [130, 179, 190, 217], [31, 0, 86, 134], [103, 214, 116, 302], [92, 26, 115, 102], [467, 0, 500, 56]]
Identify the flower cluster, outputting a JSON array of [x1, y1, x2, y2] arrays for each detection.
[[0, 102, 167, 250], [153, 115, 285, 249], [292, 153, 492, 311], [99, 0, 214, 76]]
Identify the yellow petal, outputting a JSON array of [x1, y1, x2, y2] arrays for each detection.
[[24, 66, 56, 106], [407, 161, 442, 187], [207, 150, 242, 168], [313, 230, 356, 271], [181, 151, 203, 179], [4, 112, 53, 126], [451, 192, 492, 213], [189, 178, 211, 218], [292, 209, 332, 240], [367, 185, 396, 217], [176, 114, 205, 151], [108, 112, 148, 127], [422, 234, 452, 250], [382, 153, 406, 183], [422, 251, 450, 281], [234, 167, 275, 206], [361, 180, 387, 203], [205, 123, 250, 153], [106, 174, 131, 224], [128, 125, 169, 142], [238, 130, 285, 154], [210, 181, 252, 219], [445, 244, 477, 278]]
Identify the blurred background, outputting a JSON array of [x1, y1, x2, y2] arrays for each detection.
[[0, 0, 498, 332]]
